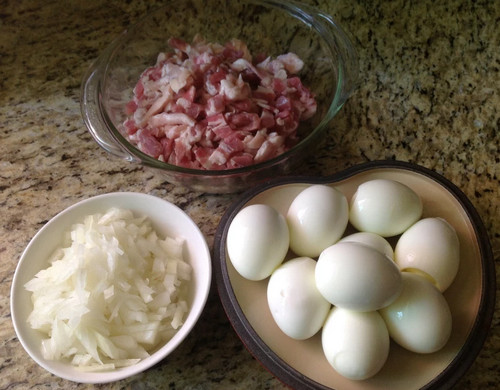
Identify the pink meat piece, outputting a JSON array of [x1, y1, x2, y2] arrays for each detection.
[[143, 66, 163, 82], [125, 100, 138, 116], [275, 95, 292, 112], [160, 137, 174, 161], [228, 153, 254, 168], [173, 137, 192, 165], [176, 97, 203, 119], [194, 146, 218, 169], [134, 80, 144, 99], [260, 109, 275, 129], [286, 77, 317, 120], [206, 112, 226, 127], [212, 125, 234, 140], [180, 85, 196, 102], [205, 94, 225, 116], [137, 130, 163, 158], [208, 69, 228, 86], [227, 112, 260, 132], [271, 78, 287, 95], [222, 133, 246, 154], [121, 35, 317, 170], [228, 99, 256, 113], [123, 118, 138, 135]]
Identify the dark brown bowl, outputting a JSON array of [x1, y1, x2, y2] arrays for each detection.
[[213, 160, 495, 390]]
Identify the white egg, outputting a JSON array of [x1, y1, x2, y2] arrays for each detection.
[[322, 307, 390, 380], [394, 217, 460, 292], [339, 231, 394, 260], [227, 204, 289, 281], [267, 257, 331, 340], [349, 179, 423, 237], [315, 242, 402, 311], [286, 184, 348, 258], [379, 272, 452, 354]]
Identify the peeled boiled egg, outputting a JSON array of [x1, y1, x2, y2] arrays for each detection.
[[227, 204, 289, 281], [394, 217, 460, 292], [315, 242, 402, 311], [349, 179, 423, 237], [286, 184, 348, 258], [339, 231, 394, 260], [379, 272, 452, 354], [267, 257, 331, 340], [322, 307, 390, 380]]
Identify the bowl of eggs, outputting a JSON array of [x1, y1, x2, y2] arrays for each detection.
[[80, 0, 358, 193], [10, 192, 212, 383], [213, 160, 496, 389]]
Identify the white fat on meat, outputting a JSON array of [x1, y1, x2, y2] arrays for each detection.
[[219, 74, 250, 101]]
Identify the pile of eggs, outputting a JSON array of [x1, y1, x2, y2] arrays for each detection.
[[226, 179, 460, 380]]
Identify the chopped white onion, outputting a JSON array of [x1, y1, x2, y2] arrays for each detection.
[[25, 207, 192, 370]]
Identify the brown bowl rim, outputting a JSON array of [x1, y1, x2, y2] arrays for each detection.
[[213, 159, 496, 390]]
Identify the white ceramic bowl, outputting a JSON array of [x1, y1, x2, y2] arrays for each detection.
[[11, 192, 212, 384], [214, 160, 496, 390]]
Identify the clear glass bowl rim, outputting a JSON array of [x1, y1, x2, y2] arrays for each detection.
[[81, 0, 359, 178]]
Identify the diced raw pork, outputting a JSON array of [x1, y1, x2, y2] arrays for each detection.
[[121, 35, 317, 170]]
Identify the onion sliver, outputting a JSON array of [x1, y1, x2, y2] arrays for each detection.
[[24, 207, 192, 370]]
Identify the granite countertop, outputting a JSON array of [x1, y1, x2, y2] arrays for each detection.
[[1, 0, 498, 388]]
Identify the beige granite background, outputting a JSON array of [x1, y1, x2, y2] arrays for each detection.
[[0, 0, 498, 389]]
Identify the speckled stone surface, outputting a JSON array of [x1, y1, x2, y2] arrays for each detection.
[[0, 0, 498, 389]]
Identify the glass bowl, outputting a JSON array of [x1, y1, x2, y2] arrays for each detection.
[[81, 0, 358, 193]]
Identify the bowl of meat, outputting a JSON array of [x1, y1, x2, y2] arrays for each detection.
[[81, 0, 358, 193]]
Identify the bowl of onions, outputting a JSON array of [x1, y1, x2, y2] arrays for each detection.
[[10, 192, 212, 383]]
